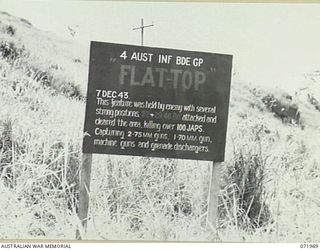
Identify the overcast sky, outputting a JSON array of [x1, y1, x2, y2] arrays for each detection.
[[1, 0, 320, 93]]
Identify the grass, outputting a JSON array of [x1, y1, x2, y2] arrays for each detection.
[[220, 124, 271, 232], [1, 11, 320, 242]]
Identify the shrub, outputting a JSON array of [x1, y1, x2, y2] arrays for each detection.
[[26, 67, 83, 100], [27, 67, 53, 88], [19, 18, 32, 26], [0, 119, 14, 187], [6, 25, 16, 36], [73, 58, 81, 63], [220, 124, 271, 231], [0, 41, 24, 61], [57, 81, 83, 100], [262, 94, 300, 125], [307, 93, 320, 112]]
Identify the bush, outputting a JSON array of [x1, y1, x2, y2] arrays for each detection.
[[307, 94, 320, 112], [220, 124, 271, 231], [6, 25, 16, 36], [73, 58, 81, 63], [262, 94, 300, 125], [0, 119, 14, 187], [0, 41, 24, 60], [26, 66, 83, 100]]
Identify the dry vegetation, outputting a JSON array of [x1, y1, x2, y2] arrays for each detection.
[[0, 11, 320, 242]]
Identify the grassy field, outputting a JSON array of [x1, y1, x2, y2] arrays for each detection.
[[1, 11, 320, 242]]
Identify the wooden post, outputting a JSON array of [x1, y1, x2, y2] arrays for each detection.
[[207, 162, 222, 231], [76, 153, 93, 240]]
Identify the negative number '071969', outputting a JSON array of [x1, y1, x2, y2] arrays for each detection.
[[300, 244, 319, 248]]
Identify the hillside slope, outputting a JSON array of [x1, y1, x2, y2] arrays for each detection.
[[0, 11, 320, 241], [0, 11, 89, 96]]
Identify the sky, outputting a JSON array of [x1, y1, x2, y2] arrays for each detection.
[[1, 0, 320, 94]]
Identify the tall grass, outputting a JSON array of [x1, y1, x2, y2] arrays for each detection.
[[1, 53, 320, 241], [220, 124, 271, 232]]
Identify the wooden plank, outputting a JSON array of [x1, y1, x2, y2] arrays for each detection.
[[206, 162, 222, 231], [76, 153, 93, 240]]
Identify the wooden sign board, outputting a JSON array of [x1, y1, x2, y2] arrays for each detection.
[[83, 41, 232, 162]]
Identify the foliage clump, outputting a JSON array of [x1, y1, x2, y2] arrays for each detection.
[[0, 41, 25, 61], [220, 124, 272, 231], [262, 94, 301, 125]]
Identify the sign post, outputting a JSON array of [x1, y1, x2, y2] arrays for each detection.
[[76, 153, 92, 240], [207, 162, 222, 230], [78, 41, 232, 239]]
